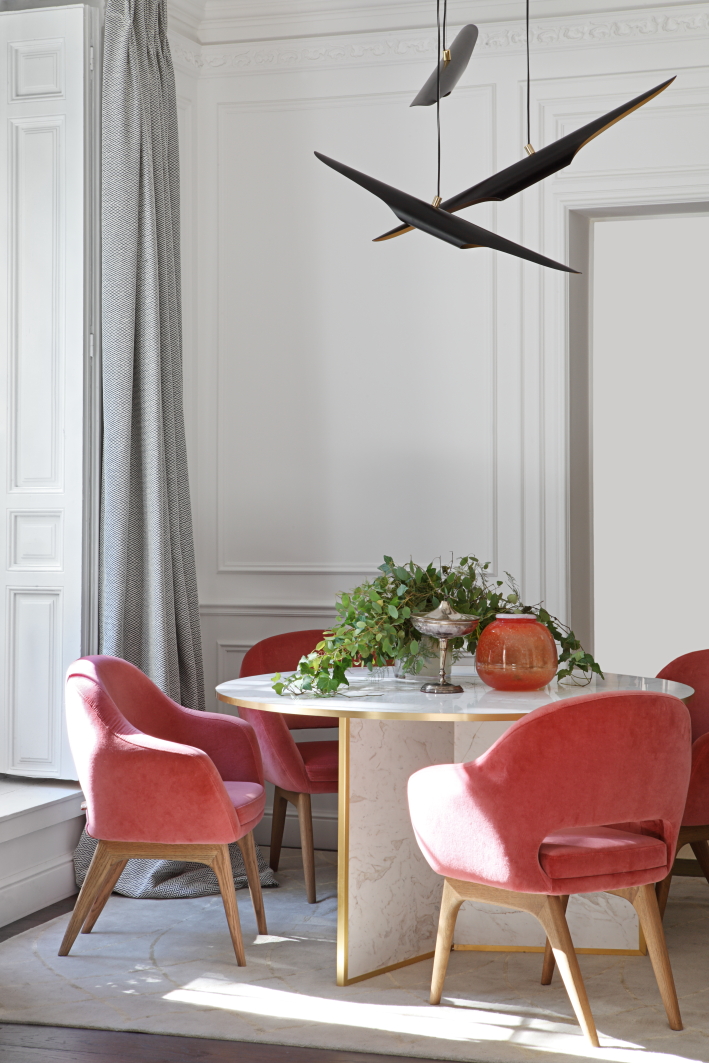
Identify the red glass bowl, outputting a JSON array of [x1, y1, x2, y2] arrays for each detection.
[[475, 614, 558, 691]]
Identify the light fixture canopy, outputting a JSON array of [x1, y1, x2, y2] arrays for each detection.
[[314, 152, 578, 272], [410, 24, 479, 107]]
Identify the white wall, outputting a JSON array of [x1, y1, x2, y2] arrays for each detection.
[[592, 213, 709, 677], [169, 2, 709, 839]]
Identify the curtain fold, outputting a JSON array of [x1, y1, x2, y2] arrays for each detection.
[[100, 0, 204, 709]]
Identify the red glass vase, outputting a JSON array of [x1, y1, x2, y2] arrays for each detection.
[[475, 614, 558, 691]]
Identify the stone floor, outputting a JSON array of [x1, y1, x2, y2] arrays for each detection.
[[0, 849, 708, 1063]]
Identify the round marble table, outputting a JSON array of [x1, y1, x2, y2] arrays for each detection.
[[216, 670, 693, 986]]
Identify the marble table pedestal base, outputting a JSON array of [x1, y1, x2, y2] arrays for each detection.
[[338, 718, 642, 986]]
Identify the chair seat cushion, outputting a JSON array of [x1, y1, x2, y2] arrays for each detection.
[[299, 740, 338, 784], [539, 826, 667, 880], [223, 781, 266, 830]]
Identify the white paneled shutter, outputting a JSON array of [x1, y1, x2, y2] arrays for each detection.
[[0, 5, 99, 779]]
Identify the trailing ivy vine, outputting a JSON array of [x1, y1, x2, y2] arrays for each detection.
[[272, 554, 602, 696]]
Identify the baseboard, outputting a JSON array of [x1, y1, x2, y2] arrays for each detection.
[[0, 779, 85, 928], [254, 809, 337, 852], [0, 836, 82, 928]]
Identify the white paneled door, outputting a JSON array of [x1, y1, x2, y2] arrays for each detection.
[[0, 5, 99, 779]]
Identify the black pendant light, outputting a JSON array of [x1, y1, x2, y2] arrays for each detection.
[[374, 78, 676, 242], [410, 24, 479, 107], [315, 0, 577, 271], [315, 152, 578, 272]]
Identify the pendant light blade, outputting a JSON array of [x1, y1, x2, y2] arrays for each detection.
[[376, 76, 675, 241], [315, 152, 578, 272], [410, 24, 479, 107]]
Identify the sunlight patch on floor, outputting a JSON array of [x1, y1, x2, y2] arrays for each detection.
[[164, 979, 701, 1062]]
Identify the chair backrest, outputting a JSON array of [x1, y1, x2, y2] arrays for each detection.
[[240, 630, 336, 730], [657, 650, 709, 743], [65, 657, 240, 844], [408, 690, 691, 894]]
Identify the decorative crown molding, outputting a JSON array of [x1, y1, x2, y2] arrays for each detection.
[[170, 6, 709, 76]]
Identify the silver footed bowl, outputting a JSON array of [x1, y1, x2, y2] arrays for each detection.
[[412, 599, 479, 639]]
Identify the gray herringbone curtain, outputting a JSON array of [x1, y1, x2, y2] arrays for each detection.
[[100, 0, 204, 710]]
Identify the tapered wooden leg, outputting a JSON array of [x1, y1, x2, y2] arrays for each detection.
[[58, 842, 120, 956], [81, 859, 128, 934], [237, 831, 267, 934], [631, 883, 682, 1030], [536, 896, 599, 1047], [656, 871, 673, 920], [295, 792, 317, 903], [541, 895, 568, 984], [212, 844, 246, 966], [270, 787, 288, 872], [430, 880, 464, 1005], [690, 840, 709, 886]]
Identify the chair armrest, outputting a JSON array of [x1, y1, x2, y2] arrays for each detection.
[[83, 732, 242, 844], [167, 707, 264, 784], [408, 761, 554, 894]]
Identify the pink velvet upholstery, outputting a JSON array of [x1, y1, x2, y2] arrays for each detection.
[[657, 651, 709, 826], [408, 691, 691, 895], [239, 632, 338, 796], [66, 656, 266, 845], [241, 631, 336, 730]]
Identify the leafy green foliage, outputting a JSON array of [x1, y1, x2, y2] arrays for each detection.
[[272, 555, 603, 696]]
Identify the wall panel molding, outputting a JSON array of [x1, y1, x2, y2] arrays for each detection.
[[8, 510, 63, 571], [200, 601, 338, 617], [8, 115, 64, 494], [6, 588, 62, 774], [218, 561, 380, 575], [9, 38, 65, 101]]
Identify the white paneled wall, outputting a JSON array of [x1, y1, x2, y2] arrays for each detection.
[[170, 2, 709, 838], [0, 5, 99, 780]]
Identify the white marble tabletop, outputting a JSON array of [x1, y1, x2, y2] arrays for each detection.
[[216, 669, 693, 722]]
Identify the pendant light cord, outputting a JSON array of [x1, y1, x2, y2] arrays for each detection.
[[434, 0, 448, 203], [436, 0, 441, 201], [525, 0, 532, 149]]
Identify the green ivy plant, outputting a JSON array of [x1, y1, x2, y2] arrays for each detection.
[[272, 554, 603, 697]]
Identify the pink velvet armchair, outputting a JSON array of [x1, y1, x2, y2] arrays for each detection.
[[408, 690, 691, 1046], [655, 650, 709, 911], [60, 656, 268, 965], [238, 631, 337, 902]]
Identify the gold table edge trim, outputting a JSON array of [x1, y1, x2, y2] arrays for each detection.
[[453, 945, 644, 955], [216, 693, 525, 723]]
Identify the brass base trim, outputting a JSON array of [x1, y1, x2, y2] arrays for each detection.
[[453, 944, 643, 955], [336, 719, 351, 986], [339, 950, 436, 986]]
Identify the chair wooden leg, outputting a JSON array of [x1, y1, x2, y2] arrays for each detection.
[[430, 880, 464, 1005], [295, 792, 317, 903], [690, 840, 709, 886], [270, 787, 288, 872], [631, 883, 683, 1030], [81, 859, 128, 934], [237, 831, 267, 934], [536, 896, 599, 1047], [58, 842, 120, 956], [656, 871, 673, 921], [212, 844, 246, 966], [541, 895, 568, 985]]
